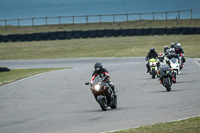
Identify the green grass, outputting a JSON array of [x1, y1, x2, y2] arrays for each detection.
[[0, 35, 200, 60], [0, 68, 68, 86], [111, 116, 200, 133], [1, 19, 200, 35]]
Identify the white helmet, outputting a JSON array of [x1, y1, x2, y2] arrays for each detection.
[[177, 43, 181, 47]]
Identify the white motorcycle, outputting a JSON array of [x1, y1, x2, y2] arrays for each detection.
[[170, 58, 181, 83]]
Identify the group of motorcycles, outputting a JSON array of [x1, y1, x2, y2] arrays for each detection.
[[148, 51, 185, 92], [84, 46, 185, 111]]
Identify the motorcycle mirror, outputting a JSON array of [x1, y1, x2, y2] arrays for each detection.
[[85, 82, 90, 85]]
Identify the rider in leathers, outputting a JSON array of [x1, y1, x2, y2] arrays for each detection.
[[166, 48, 179, 60], [175, 44, 186, 64], [145, 47, 158, 73], [91, 62, 117, 97], [157, 53, 173, 84]]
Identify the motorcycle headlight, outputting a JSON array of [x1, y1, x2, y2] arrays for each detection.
[[94, 84, 100, 91]]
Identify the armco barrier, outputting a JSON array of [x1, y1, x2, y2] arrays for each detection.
[[82, 31, 90, 38], [97, 30, 105, 37], [10, 34, 18, 42], [34, 33, 42, 41], [74, 30, 82, 38], [89, 30, 97, 38], [1, 27, 200, 42], [66, 31, 73, 39]]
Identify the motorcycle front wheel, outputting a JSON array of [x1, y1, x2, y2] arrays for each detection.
[[164, 77, 171, 92], [98, 98, 108, 111]]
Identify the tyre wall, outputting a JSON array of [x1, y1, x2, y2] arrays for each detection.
[[1, 27, 200, 42]]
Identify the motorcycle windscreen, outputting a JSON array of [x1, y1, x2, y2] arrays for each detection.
[[171, 58, 178, 64]]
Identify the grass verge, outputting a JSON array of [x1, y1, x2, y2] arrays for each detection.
[[0, 35, 200, 60], [0, 68, 68, 86], [111, 116, 200, 133]]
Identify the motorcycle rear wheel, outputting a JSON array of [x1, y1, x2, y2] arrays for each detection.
[[152, 68, 156, 79], [110, 97, 117, 109]]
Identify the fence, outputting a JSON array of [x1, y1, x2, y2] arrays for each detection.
[[1, 27, 200, 42], [0, 9, 200, 26]]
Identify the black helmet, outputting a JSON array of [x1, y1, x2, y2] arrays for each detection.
[[150, 47, 155, 52], [175, 45, 179, 51], [94, 62, 102, 72], [171, 43, 175, 48]]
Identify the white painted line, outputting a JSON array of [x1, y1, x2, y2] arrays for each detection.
[[195, 61, 200, 68], [101, 115, 200, 133]]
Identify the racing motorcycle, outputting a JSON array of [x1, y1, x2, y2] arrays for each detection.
[[158, 64, 172, 91], [170, 58, 181, 83], [149, 58, 158, 79], [85, 75, 117, 111]]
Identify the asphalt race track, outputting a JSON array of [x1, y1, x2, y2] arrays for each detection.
[[0, 57, 200, 133]]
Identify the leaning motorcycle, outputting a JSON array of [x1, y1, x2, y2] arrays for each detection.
[[170, 58, 181, 83], [85, 75, 117, 111], [158, 64, 172, 91], [149, 58, 158, 79]]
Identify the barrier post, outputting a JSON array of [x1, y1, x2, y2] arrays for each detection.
[[86, 15, 88, 23], [73, 16, 74, 24], [191, 9, 193, 19], [126, 14, 129, 22], [32, 18, 34, 26], [45, 17, 47, 25], [18, 19, 20, 27], [166, 12, 168, 20], [100, 15, 101, 24], [59, 16, 61, 25], [152, 12, 154, 21], [140, 13, 142, 20], [113, 14, 115, 23]]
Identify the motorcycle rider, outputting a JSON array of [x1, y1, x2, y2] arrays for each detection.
[[157, 53, 172, 83], [170, 42, 175, 48], [145, 47, 158, 73], [157, 53, 171, 69], [175, 43, 186, 63], [167, 48, 179, 60], [91, 62, 117, 97], [164, 45, 170, 56]]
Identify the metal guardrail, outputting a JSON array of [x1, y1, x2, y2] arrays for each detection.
[[0, 9, 200, 27]]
